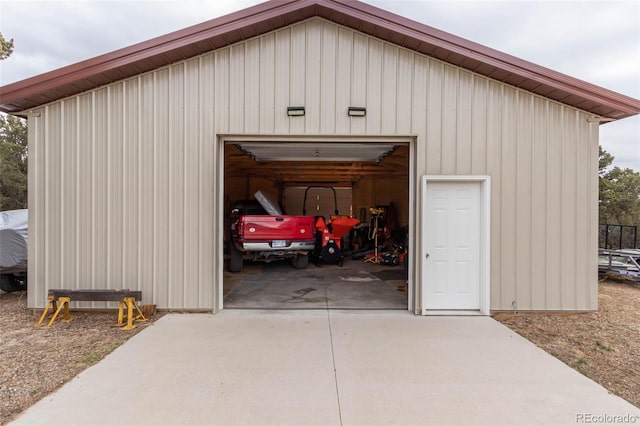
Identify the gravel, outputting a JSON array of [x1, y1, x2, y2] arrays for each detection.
[[0, 291, 156, 425]]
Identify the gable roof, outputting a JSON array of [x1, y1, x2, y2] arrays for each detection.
[[1, 0, 639, 119]]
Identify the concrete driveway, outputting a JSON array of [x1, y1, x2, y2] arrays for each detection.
[[11, 311, 640, 426]]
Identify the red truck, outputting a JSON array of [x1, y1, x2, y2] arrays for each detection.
[[227, 193, 316, 272]]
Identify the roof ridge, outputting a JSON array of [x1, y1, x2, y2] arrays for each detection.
[[1, 0, 638, 118]]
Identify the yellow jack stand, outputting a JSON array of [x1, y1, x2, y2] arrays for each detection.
[[35, 295, 71, 327], [117, 297, 148, 330]]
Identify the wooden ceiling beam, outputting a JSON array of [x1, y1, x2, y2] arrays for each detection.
[[224, 144, 409, 182]]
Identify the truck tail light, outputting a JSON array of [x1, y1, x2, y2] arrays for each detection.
[[234, 218, 245, 242]]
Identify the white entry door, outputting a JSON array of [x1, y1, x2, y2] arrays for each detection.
[[423, 180, 482, 311]]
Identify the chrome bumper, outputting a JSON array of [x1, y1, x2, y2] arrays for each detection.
[[241, 241, 316, 252]]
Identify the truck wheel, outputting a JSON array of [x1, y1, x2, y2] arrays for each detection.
[[292, 254, 309, 269], [0, 275, 25, 292], [228, 245, 244, 273]]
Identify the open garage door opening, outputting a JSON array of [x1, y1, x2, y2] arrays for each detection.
[[222, 138, 412, 310]]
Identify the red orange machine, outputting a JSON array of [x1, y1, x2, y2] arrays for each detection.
[[302, 187, 360, 266], [313, 216, 359, 266]]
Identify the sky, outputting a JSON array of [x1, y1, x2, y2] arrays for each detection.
[[1, 0, 638, 170]]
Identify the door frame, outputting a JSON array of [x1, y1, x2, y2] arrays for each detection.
[[421, 175, 491, 315], [217, 134, 417, 313]]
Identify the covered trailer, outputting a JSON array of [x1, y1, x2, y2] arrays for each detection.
[[0, 209, 28, 292]]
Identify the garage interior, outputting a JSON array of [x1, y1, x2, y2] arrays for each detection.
[[223, 141, 410, 309]]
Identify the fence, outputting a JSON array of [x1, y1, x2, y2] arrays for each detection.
[[598, 224, 638, 249]]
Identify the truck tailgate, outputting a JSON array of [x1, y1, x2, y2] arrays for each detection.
[[240, 215, 315, 241]]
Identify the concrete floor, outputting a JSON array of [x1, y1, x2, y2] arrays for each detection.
[[223, 259, 408, 309], [11, 311, 640, 426]]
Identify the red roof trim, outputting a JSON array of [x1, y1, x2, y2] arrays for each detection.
[[1, 0, 638, 119], [325, 0, 639, 118]]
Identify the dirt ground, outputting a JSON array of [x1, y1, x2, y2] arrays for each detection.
[[1, 279, 638, 424], [494, 278, 640, 408], [0, 292, 159, 425]]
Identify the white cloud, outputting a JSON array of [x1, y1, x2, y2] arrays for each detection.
[[601, 118, 640, 171]]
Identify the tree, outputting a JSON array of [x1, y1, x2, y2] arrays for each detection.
[[0, 32, 27, 210], [0, 115, 28, 210], [598, 145, 614, 177], [599, 146, 640, 227], [0, 32, 14, 60]]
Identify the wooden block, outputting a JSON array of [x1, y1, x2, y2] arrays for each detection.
[[48, 289, 142, 302], [141, 304, 156, 318]]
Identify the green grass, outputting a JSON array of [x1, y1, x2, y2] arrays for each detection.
[[571, 357, 588, 375], [80, 340, 126, 365], [595, 340, 613, 352]]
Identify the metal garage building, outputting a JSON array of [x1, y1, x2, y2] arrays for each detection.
[[1, 0, 639, 313]]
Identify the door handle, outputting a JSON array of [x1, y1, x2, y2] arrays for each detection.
[[425, 253, 430, 259]]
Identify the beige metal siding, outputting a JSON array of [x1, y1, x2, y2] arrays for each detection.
[[27, 18, 598, 311]]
